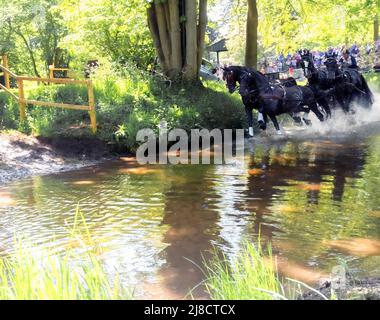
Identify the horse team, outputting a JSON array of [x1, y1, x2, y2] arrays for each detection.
[[221, 50, 375, 136]]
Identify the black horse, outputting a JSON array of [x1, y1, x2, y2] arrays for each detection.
[[323, 56, 374, 110], [300, 50, 373, 114], [223, 66, 325, 135]]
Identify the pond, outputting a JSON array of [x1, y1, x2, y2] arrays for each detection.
[[1, 120, 380, 299]]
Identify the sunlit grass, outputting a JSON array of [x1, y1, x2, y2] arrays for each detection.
[[204, 242, 285, 300], [203, 241, 329, 300], [0, 208, 133, 300]]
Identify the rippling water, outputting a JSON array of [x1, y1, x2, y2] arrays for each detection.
[[1, 123, 380, 299]]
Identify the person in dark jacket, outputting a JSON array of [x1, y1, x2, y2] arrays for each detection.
[[339, 49, 358, 69]]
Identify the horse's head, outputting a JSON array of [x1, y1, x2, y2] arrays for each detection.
[[324, 57, 338, 71], [324, 57, 339, 81], [222, 67, 238, 94], [300, 49, 313, 78]]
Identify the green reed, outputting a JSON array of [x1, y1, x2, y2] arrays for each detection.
[[0, 208, 132, 300]]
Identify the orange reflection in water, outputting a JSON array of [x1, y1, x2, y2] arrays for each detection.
[[369, 211, 380, 218], [72, 180, 96, 186], [120, 157, 138, 164], [296, 183, 322, 191], [270, 256, 329, 284], [248, 168, 264, 176], [0, 192, 16, 207], [274, 205, 299, 214], [118, 167, 159, 175], [325, 238, 380, 257], [271, 155, 297, 165]]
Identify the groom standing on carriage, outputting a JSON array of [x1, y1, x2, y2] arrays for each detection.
[[339, 49, 358, 69]]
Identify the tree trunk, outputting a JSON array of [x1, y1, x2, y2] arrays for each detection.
[[147, 0, 207, 81], [245, 0, 258, 69], [155, 3, 171, 70], [147, 6, 167, 72], [184, 0, 198, 80], [17, 31, 41, 78], [375, 15, 379, 42], [169, 0, 182, 78], [197, 0, 208, 71]]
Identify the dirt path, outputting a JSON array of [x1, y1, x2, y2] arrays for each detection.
[[0, 131, 111, 185]]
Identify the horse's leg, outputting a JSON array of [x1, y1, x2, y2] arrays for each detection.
[[319, 97, 331, 119], [257, 111, 266, 129], [309, 102, 325, 122], [291, 112, 303, 125], [268, 114, 282, 134], [302, 109, 312, 126], [245, 104, 254, 137], [258, 106, 267, 130], [336, 91, 350, 114], [261, 112, 268, 130]]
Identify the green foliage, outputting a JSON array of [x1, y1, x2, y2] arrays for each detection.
[[59, 0, 154, 70], [0, 66, 246, 152], [0, 0, 68, 76], [209, 0, 379, 64], [366, 72, 380, 91], [0, 92, 20, 129], [1, 0, 153, 76]]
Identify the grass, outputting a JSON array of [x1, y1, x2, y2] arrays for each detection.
[[0, 208, 133, 300], [0, 65, 246, 153], [365, 72, 380, 91], [203, 241, 330, 300], [204, 242, 285, 300]]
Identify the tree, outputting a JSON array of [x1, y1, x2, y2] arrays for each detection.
[[147, 0, 208, 81], [59, 0, 154, 70], [245, 0, 258, 68], [0, 0, 67, 77]]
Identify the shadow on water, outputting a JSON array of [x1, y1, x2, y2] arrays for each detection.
[[1, 123, 380, 298]]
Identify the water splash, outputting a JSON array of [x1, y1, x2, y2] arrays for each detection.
[[284, 92, 380, 138]]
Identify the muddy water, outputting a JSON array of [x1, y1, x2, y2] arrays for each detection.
[[1, 123, 380, 299]]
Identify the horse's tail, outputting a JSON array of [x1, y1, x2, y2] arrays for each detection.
[[360, 74, 374, 107]]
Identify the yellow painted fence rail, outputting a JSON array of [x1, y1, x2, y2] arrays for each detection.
[[0, 57, 97, 134]]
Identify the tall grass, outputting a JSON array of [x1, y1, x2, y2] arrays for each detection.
[[203, 241, 329, 300], [0, 209, 132, 300], [204, 242, 285, 300]]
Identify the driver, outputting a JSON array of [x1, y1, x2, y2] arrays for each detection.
[[339, 49, 358, 69]]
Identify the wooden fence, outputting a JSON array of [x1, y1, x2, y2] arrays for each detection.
[[49, 64, 70, 79], [0, 57, 97, 134], [0, 55, 10, 89]]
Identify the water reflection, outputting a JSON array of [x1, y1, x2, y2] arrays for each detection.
[[0, 131, 380, 298]]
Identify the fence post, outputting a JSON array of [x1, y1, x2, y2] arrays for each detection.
[[49, 64, 54, 79], [87, 80, 97, 134], [3, 55, 10, 89], [17, 78, 26, 121]]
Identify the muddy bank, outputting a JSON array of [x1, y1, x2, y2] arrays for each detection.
[[300, 278, 380, 300], [0, 132, 112, 185]]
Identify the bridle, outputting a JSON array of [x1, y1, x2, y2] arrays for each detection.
[[301, 58, 318, 78]]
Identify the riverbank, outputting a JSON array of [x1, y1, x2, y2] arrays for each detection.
[[0, 131, 111, 185]]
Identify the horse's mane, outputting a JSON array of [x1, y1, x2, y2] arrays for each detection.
[[225, 65, 268, 84]]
